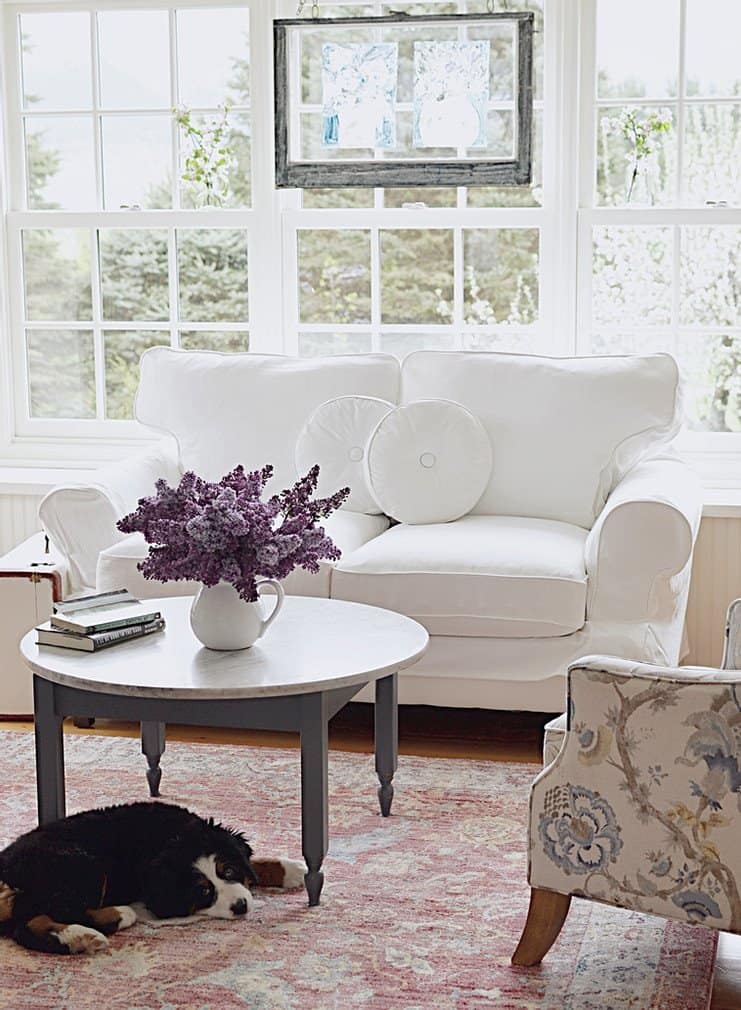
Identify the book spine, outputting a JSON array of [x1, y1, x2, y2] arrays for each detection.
[[51, 611, 163, 634], [92, 619, 165, 650]]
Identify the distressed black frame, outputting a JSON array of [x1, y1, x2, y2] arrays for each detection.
[[274, 11, 534, 189]]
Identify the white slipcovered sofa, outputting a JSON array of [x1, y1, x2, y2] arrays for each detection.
[[39, 348, 703, 712]]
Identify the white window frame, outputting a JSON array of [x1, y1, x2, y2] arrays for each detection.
[[575, 0, 741, 484], [0, 0, 281, 464], [0, 0, 739, 485]]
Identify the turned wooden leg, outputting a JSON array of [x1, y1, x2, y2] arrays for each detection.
[[511, 888, 572, 966]]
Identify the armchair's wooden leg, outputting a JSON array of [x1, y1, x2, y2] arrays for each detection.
[[511, 888, 572, 966]]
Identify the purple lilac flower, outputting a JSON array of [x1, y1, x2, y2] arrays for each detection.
[[117, 464, 350, 601]]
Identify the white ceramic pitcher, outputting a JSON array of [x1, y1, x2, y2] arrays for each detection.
[[189, 579, 284, 651]]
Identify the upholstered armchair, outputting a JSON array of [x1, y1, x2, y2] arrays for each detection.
[[513, 599, 741, 966]]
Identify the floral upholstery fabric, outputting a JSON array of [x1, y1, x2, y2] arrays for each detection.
[[529, 656, 741, 934]]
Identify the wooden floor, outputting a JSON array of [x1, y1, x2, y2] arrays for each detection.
[[1, 703, 739, 1008]]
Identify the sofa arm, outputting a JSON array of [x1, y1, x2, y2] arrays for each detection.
[[528, 656, 741, 933], [585, 455, 702, 629], [38, 440, 181, 593]]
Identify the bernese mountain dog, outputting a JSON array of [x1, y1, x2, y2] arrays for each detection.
[[0, 801, 305, 955]]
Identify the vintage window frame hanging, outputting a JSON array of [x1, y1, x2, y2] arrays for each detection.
[[274, 11, 534, 189]]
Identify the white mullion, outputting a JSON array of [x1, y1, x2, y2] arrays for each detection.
[[6, 10, 25, 211], [671, 222, 681, 357], [168, 225, 178, 347], [90, 227, 106, 419], [169, 8, 179, 211], [90, 9, 103, 211], [282, 207, 544, 229], [370, 225, 381, 351], [676, 0, 687, 206], [453, 225, 463, 346]]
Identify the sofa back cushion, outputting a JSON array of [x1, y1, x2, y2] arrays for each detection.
[[135, 348, 400, 493], [400, 351, 681, 529]]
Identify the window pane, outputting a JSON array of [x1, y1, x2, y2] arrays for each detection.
[[178, 8, 249, 108], [298, 332, 372, 356], [596, 0, 678, 98], [466, 107, 543, 208], [592, 227, 673, 326], [681, 227, 741, 327], [178, 112, 250, 209], [102, 116, 172, 209], [179, 331, 249, 352], [463, 229, 539, 325], [20, 12, 92, 110], [462, 330, 539, 353], [683, 104, 741, 205], [104, 330, 170, 419], [302, 189, 374, 208], [177, 229, 249, 323], [26, 329, 95, 418], [99, 229, 169, 321], [98, 11, 170, 109], [23, 230, 91, 321], [380, 332, 455, 358], [298, 230, 371, 324], [596, 106, 676, 206], [380, 229, 453, 324], [25, 117, 95, 210], [383, 188, 456, 208], [686, 0, 741, 98], [681, 333, 741, 432]]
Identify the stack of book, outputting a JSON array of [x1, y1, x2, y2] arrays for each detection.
[[36, 589, 166, 652]]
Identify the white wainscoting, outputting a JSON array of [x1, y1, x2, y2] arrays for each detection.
[[0, 492, 43, 555], [685, 516, 741, 668], [1, 491, 740, 669]]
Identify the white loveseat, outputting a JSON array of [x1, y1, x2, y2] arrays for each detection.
[[39, 348, 703, 713]]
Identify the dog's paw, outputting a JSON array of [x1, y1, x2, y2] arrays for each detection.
[[0, 882, 16, 923], [56, 924, 110, 955], [279, 858, 307, 890], [113, 906, 137, 930]]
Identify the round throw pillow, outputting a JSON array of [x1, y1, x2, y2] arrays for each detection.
[[295, 395, 394, 514], [365, 399, 493, 524]]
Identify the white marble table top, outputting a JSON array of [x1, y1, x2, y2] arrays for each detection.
[[21, 596, 429, 701]]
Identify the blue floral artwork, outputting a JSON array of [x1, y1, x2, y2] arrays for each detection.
[[413, 41, 490, 149], [321, 43, 398, 149]]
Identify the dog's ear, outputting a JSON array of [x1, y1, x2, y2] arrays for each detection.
[[224, 827, 258, 886], [142, 843, 197, 919]]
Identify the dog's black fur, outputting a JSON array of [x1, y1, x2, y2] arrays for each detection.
[[0, 802, 260, 954]]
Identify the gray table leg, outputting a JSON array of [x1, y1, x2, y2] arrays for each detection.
[[33, 676, 66, 825], [375, 673, 398, 817], [141, 721, 166, 797], [300, 692, 329, 907]]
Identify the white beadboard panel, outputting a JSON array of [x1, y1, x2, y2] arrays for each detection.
[[0, 493, 44, 555], [685, 517, 741, 668]]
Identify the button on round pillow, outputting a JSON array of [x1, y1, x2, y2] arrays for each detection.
[[295, 395, 394, 514], [365, 399, 493, 524]]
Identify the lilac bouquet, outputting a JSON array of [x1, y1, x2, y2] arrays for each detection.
[[117, 464, 349, 602]]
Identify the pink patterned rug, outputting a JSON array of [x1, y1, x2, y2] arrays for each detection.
[[0, 731, 717, 1010]]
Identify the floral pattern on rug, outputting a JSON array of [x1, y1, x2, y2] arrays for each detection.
[[0, 731, 717, 1010]]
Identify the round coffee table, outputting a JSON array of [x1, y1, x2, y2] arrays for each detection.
[[20, 595, 428, 906]]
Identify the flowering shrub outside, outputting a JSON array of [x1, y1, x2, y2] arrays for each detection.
[[117, 464, 349, 602]]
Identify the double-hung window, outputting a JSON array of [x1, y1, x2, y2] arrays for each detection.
[[578, 0, 741, 469], [3, 0, 253, 438], [1, 0, 740, 479]]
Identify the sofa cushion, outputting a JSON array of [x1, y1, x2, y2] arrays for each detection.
[[135, 348, 400, 495], [331, 514, 588, 637], [400, 351, 681, 529], [295, 395, 393, 514], [365, 399, 492, 524], [96, 510, 390, 600]]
